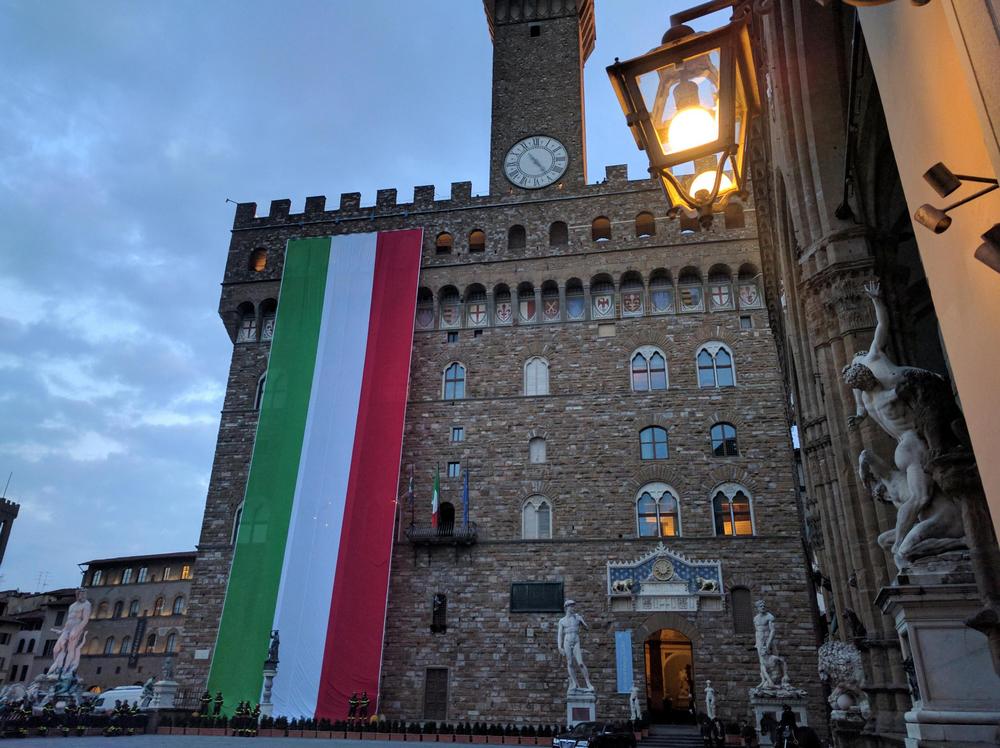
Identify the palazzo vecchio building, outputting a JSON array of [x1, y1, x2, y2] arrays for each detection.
[[178, 0, 823, 728]]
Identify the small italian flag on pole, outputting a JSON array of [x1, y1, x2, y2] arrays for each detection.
[[431, 465, 440, 528]]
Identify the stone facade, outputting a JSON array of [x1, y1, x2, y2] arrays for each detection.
[[178, 0, 824, 730]]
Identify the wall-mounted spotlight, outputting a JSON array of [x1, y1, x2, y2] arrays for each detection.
[[976, 225, 1000, 273], [914, 162, 998, 234]]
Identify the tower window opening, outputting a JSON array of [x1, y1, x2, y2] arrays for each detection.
[[529, 24, 541, 38]]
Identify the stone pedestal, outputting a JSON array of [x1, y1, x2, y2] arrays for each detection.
[[260, 667, 277, 717], [876, 560, 1000, 748], [150, 680, 178, 710], [748, 693, 808, 747], [829, 712, 866, 748], [566, 688, 596, 727]]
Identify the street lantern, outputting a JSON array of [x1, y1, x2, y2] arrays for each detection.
[[607, 15, 759, 225]]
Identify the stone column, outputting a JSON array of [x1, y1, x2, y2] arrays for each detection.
[[533, 286, 543, 325], [511, 287, 520, 327], [558, 283, 567, 322]]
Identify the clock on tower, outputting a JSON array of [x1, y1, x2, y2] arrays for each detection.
[[483, 0, 595, 195]]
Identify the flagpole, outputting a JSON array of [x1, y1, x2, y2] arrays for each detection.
[[407, 463, 415, 528], [462, 468, 470, 530]]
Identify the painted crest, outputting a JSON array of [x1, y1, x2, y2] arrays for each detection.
[[543, 298, 560, 320], [739, 283, 760, 307], [261, 317, 275, 341], [519, 298, 536, 322], [622, 292, 643, 315], [566, 296, 585, 320], [441, 304, 460, 328], [415, 307, 434, 329], [710, 284, 732, 310], [680, 286, 703, 311], [496, 301, 512, 324], [651, 288, 674, 313], [467, 302, 487, 326], [593, 294, 613, 318]]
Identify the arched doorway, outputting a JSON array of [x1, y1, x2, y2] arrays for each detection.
[[644, 628, 694, 724]]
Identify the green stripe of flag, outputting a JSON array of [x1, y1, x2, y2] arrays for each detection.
[[207, 237, 332, 705]]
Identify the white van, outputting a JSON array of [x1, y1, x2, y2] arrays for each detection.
[[90, 686, 145, 714]]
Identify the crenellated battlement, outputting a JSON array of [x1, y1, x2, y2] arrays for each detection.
[[232, 165, 665, 231], [0, 498, 19, 516]]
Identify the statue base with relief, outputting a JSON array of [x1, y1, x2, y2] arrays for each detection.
[[566, 687, 596, 727], [748, 693, 808, 747], [876, 557, 1000, 748]]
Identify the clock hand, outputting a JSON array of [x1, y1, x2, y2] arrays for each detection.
[[528, 153, 545, 172]]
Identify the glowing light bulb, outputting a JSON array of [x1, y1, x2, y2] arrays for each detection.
[[690, 171, 734, 198], [665, 106, 718, 154]]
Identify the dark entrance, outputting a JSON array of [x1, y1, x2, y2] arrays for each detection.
[[644, 628, 695, 724], [438, 502, 455, 535]]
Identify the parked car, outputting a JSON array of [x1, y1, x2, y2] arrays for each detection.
[[90, 685, 144, 714], [553, 722, 637, 748]]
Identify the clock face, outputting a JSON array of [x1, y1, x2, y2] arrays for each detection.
[[504, 136, 568, 189]]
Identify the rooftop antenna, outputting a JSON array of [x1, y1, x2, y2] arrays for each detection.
[[1, 472, 11, 499], [35, 571, 50, 592]]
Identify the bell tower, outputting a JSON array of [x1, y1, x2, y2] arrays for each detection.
[[483, 0, 595, 196]]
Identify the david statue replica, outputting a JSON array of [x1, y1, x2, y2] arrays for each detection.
[[47, 588, 92, 681], [843, 281, 967, 568], [557, 600, 593, 692]]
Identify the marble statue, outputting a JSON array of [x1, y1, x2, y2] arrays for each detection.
[[750, 599, 804, 698], [266, 629, 280, 665], [678, 671, 690, 699], [817, 639, 869, 719], [46, 589, 91, 677], [629, 685, 641, 720], [844, 281, 967, 567], [704, 680, 716, 720], [557, 600, 593, 691], [140, 677, 155, 708]]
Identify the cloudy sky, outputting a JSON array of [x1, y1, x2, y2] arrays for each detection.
[[0, 0, 719, 591]]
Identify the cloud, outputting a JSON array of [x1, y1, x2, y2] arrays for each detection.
[[0, 430, 125, 464], [35, 356, 136, 402]]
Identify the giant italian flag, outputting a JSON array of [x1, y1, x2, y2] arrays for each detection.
[[208, 230, 423, 719]]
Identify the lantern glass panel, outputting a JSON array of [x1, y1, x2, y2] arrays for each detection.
[[636, 48, 721, 158]]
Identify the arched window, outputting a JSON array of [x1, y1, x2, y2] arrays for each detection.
[[435, 232, 453, 254], [128, 600, 139, 617], [508, 225, 526, 250], [231, 501, 244, 545], [713, 484, 754, 536], [731, 587, 753, 634], [635, 212, 656, 238], [112, 601, 123, 619], [524, 357, 549, 396], [724, 202, 746, 229], [522, 496, 552, 539], [697, 343, 735, 388], [253, 373, 266, 411], [104, 637, 115, 655], [236, 302, 256, 343], [121, 568, 133, 584], [96, 602, 109, 619], [469, 229, 486, 253], [635, 483, 680, 538], [415, 287, 435, 330], [439, 286, 461, 329], [119, 636, 131, 655], [529, 437, 547, 464], [710, 423, 739, 456], [249, 248, 267, 272], [86, 638, 102, 655], [172, 596, 185, 615], [153, 598, 164, 616], [549, 221, 568, 246], [639, 426, 669, 460], [145, 634, 157, 653], [260, 298, 277, 341], [165, 633, 177, 654], [443, 363, 466, 400], [592, 216, 612, 241], [631, 347, 668, 391], [591, 277, 614, 319]]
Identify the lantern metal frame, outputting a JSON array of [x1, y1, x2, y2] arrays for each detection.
[[607, 16, 760, 219]]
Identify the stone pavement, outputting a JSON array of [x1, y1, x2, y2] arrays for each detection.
[[17, 739, 489, 747]]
